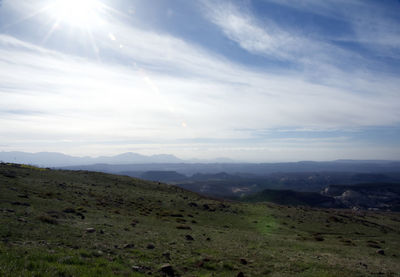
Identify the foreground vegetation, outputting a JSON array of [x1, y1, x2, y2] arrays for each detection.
[[0, 163, 399, 276]]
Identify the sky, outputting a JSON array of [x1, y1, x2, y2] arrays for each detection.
[[0, 0, 399, 162]]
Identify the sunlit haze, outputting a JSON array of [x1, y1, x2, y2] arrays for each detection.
[[47, 0, 104, 28], [0, 0, 399, 162]]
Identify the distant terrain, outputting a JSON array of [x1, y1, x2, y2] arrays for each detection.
[[2, 151, 400, 211], [1, 163, 400, 276]]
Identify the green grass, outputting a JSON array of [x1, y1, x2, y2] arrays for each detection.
[[0, 163, 399, 276]]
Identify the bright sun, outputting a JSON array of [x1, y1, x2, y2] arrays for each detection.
[[49, 0, 103, 28]]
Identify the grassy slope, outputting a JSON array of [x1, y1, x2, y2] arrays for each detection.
[[241, 189, 336, 207], [0, 163, 399, 277]]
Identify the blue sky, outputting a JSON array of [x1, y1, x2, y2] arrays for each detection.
[[0, 0, 399, 162]]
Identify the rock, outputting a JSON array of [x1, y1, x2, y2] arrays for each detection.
[[237, 272, 245, 277], [123, 243, 135, 249], [63, 208, 76, 213], [376, 249, 385, 255], [147, 243, 155, 249], [162, 252, 171, 260], [86, 228, 96, 233], [170, 214, 184, 218], [11, 201, 30, 207], [176, 225, 191, 230], [160, 263, 174, 276], [240, 258, 248, 265], [185, 235, 194, 241], [92, 250, 103, 257]]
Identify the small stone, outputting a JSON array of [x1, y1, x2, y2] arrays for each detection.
[[86, 228, 96, 233], [160, 263, 174, 276], [162, 252, 171, 260], [147, 243, 155, 249], [237, 272, 245, 277], [185, 235, 194, 241], [123, 243, 135, 249], [376, 249, 385, 255], [240, 258, 248, 265], [93, 250, 103, 257], [176, 225, 191, 230]]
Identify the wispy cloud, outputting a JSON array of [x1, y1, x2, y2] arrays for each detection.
[[261, 0, 400, 59]]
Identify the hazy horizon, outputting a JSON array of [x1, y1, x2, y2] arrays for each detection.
[[1, 150, 400, 164], [1, 0, 400, 162]]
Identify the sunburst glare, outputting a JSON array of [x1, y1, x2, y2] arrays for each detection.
[[47, 0, 104, 28]]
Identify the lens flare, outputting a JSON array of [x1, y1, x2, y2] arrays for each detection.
[[48, 0, 103, 28]]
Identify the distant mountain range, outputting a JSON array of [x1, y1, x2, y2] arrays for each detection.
[[0, 151, 235, 167], [1, 151, 400, 174], [0, 151, 183, 167]]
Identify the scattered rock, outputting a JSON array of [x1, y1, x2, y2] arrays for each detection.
[[162, 252, 171, 260], [185, 235, 194, 241], [170, 214, 184, 218], [160, 263, 175, 276], [63, 208, 76, 213], [132, 265, 147, 272], [38, 215, 58, 225], [313, 234, 324, 241], [376, 249, 385, 255], [86, 228, 96, 233], [240, 258, 248, 265], [176, 225, 191, 230], [188, 202, 198, 207], [92, 250, 103, 257], [237, 272, 245, 277], [359, 262, 368, 269], [147, 243, 155, 249], [11, 201, 30, 207], [123, 243, 135, 249]]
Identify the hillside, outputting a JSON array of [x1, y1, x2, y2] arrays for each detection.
[[242, 189, 340, 208], [1, 163, 400, 276]]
